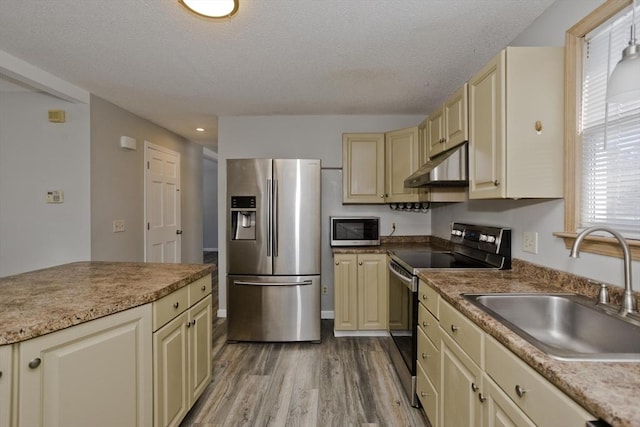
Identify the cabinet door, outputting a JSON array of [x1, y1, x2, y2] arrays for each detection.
[[482, 373, 536, 427], [342, 133, 385, 203], [418, 117, 429, 166], [468, 50, 505, 199], [18, 305, 152, 427], [441, 332, 482, 427], [0, 345, 12, 427], [427, 107, 445, 157], [444, 83, 469, 150], [154, 311, 189, 427], [357, 254, 388, 330], [384, 127, 425, 203], [333, 254, 358, 330], [189, 297, 212, 404]]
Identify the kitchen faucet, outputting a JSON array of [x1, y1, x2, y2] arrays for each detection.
[[569, 226, 638, 314]]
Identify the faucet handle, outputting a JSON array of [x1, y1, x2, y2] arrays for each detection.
[[597, 283, 610, 304]]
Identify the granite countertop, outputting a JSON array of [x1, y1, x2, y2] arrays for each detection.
[[417, 265, 640, 427], [0, 261, 215, 345]]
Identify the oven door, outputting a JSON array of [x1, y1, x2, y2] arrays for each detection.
[[387, 259, 419, 407]]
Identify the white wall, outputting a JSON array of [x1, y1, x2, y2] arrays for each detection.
[[217, 115, 428, 315], [432, 0, 639, 292], [203, 153, 218, 251], [0, 91, 91, 276], [90, 95, 204, 263]]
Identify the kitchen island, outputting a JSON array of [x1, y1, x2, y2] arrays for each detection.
[[418, 261, 640, 427], [0, 261, 215, 427]]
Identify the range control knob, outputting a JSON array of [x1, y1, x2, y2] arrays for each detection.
[[486, 235, 497, 243], [479, 234, 488, 242]]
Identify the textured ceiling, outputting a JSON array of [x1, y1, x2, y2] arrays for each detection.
[[0, 0, 556, 149]]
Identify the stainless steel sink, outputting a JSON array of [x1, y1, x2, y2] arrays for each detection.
[[463, 293, 640, 361]]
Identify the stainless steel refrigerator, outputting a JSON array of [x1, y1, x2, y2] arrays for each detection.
[[226, 158, 321, 342]]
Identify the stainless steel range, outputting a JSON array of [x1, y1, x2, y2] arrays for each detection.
[[387, 222, 511, 408]]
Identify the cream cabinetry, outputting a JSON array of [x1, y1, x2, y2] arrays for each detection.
[[384, 127, 430, 204], [467, 46, 564, 199], [153, 274, 212, 427], [333, 253, 388, 331], [418, 280, 594, 426], [342, 133, 386, 203], [0, 345, 12, 427], [17, 304, 153, 427], [427, 84, 468, 158]]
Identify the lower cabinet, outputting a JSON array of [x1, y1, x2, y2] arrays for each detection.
[[153, 275, 212, 427], [17, 304, 153, 427], [416, 280, 595, 427], [333, 253, 388, 331], [0, 345, 13, 427]]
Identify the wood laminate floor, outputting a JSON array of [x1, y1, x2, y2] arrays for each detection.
[[180, 318, 429, 427]]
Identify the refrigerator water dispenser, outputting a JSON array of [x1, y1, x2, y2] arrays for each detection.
[[230, 196, 256, 240]]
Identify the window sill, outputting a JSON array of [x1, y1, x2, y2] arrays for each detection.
[[554, 232, 640, 261]]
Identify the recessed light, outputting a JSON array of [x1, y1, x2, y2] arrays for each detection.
[[196, 128, 205, 132], [179, 0, 239, 19]]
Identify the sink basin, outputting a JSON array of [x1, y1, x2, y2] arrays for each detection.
[[463, 293, 640, 361]]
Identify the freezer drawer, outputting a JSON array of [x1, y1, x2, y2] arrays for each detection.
[[227, 275, 321, 342]]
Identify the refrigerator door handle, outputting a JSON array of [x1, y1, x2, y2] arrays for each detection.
[[272, 179, 278, 257], [266, 179, 272, 257], [234, 280, 313, 287]]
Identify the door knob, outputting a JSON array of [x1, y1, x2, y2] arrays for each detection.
[[176, 230, 183, 235]]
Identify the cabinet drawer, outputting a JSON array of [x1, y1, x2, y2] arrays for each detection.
[[418, 302, 440, 349], [485, 336, 593, 426], [418, 280, 439, 318], [416, 362, 439, 427], [189, 274, 212, 305], [153, 286, 189, 331], [439, 300, 483, 367], [417, 327, 440, 390]]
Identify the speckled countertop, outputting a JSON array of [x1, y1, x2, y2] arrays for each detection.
[[417, 262, 640, 427], [0, 261, 215, 345]]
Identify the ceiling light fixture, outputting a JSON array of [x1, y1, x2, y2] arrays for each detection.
[[178, 0, 239, 19], [607, 0, 640, 104]]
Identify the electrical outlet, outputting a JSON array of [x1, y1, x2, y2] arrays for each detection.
[[523, 231, 538, 254], [322, 286, 328, 295], [113, 219, 125, 233]]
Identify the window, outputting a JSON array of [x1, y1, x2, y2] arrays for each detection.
[[559, 0, 640, 260], [581, 5, 640, 238]]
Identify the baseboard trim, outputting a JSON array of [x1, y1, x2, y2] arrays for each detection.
[[333, 330, 389, 337]]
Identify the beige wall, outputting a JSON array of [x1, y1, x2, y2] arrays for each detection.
[[90, 95, 203, 263]]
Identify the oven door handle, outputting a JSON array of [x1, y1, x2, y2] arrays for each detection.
[[388, 262, 416, 292]]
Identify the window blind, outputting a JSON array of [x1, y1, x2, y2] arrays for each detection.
[[581, 4, 640, 239]]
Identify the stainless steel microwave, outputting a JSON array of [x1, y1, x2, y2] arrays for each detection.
[[330, 216, 380, 246]]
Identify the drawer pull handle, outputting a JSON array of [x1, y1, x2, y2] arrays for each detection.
[[359, 261, 363, 266], [28, 358, 41, 369], [493, 180, 500, 186], [422, 321, 428, 327], [515, 385, 527, 398], [422, 294, 428, 300], [201, 285, 206, 291], [421, 353, 429, 359], [335, 261, 339, 265], [478, 393, 486, 403], [173, 302, 179, 309], [420, 391, 428, 397], [450, 324, 459, 333], [192, 319, 196, 326], [471, 382, 479, 392], [186, 322, 191, 328]]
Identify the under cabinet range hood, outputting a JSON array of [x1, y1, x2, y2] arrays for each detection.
[[404, 143, 468, 188]]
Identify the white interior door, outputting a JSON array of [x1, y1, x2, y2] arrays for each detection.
[[145, 142, 181, 263]]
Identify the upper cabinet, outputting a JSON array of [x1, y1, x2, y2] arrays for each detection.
[[343, 129, 432, 204], [428, 84, 468, 158], [468, 47, 564, 199]]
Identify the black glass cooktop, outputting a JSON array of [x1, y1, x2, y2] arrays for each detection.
[[392, 250, 494, 270]]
